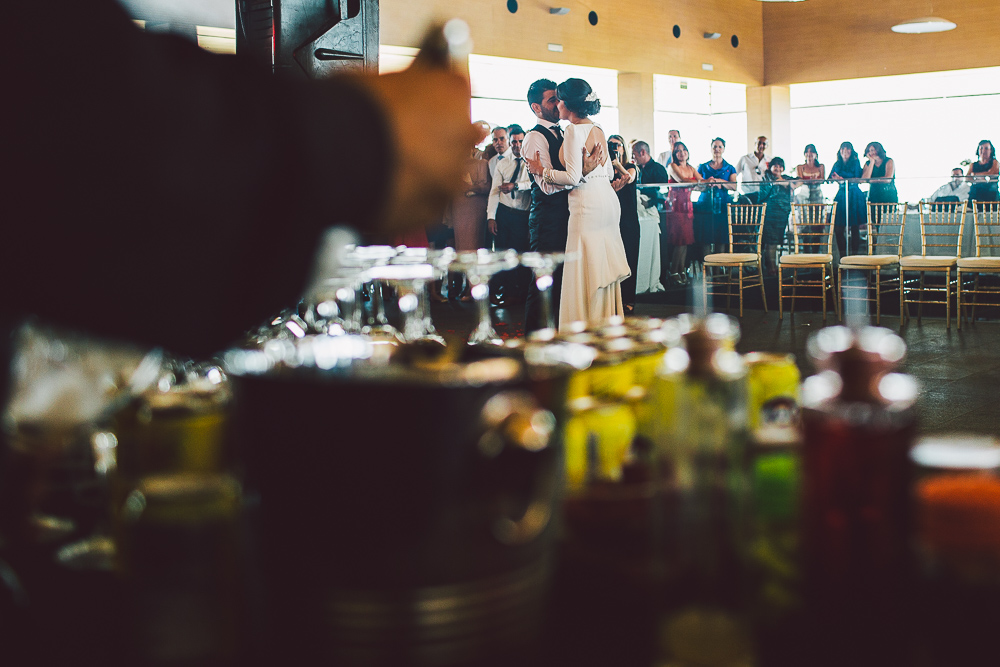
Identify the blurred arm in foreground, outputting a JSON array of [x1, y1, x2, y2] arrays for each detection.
[[6, 1, 476, 362]]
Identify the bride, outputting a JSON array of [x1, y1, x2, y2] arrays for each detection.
[[525, 78, 631, 330]]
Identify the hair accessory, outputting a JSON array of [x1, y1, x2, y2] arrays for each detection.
[[585, 91, 598, 102]]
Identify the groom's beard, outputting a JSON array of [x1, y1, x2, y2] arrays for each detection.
[[543, 108, 560, 124]]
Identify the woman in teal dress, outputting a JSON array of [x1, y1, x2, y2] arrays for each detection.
[[967, 139, 999, 211], [830, 141, 867, 256], [758, 157, 794, 274], [862, 141, 897, 241]]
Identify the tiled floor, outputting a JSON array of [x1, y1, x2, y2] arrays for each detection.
[[430, 276, 1000, 435]]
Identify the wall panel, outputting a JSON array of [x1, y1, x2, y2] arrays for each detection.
[[380, 0, 764, 85], [763, 0, 999, 85]]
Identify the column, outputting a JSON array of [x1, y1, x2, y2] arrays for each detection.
[[746, 85, 791, 164], [618, 72, 656, 149]]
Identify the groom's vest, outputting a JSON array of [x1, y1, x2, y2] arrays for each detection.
[[527, 124, 570, 253]]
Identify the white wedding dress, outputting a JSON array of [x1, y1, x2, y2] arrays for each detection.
[[547, 122, 631, 330]]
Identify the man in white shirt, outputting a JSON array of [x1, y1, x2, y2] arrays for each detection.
[[930, 167, 971, 202], [736, 135, 769, 203], [487, 125, 532, 304], [657, 129, 681, 167], [487, 126, 511, 181]]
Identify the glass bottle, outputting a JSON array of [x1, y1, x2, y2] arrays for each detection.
[[799, 326, 918, 666], [654, 314, 754, 666]]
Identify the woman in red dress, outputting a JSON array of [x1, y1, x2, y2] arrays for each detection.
[[665, 141, 702, 284]]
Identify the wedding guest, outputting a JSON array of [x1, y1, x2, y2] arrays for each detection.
[[697, 137, 738, 255], [930, 168, 971, 203], [795, 144, 826, 204], [862, 141, 897, 205], [657, 129, 681, 167], [665, 141, 701, 284], [736, 136, 769, 204], [758, 157, 794, 274], [830, 141, 866, 256], [609, 134, 640, 313], [967, 139, 999, 209]]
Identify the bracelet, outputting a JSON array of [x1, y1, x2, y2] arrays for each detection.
[[543, 168, 555, 184]]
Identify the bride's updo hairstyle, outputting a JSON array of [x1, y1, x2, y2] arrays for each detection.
[[556, 78, 601, 117]]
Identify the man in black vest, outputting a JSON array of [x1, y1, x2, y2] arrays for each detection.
[[521, 78, 603, 333]]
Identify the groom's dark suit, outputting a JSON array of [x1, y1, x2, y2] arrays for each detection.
[[524, 124, 570, 332]]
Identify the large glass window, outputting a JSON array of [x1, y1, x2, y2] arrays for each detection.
[[380, 47, 620, 139], [790, 67, 1000, 204], [653, 75, 747, 166]]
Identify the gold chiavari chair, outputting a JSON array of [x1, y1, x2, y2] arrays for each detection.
[[702, 203, 767, 317], [838, 202, 907, 325], [778, 202, 839, 321], [899, 200, 967, 328], [957, 201, 1000, 329]]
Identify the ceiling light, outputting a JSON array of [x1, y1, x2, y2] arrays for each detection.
[[703, 32, 721, 39], [891, 17, 956, 34], [549, 7, 570, 15], [754, 0, 807, 3]]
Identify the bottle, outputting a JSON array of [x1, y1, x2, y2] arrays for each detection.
[[799, 326, 918, 666], [654, 315, 753, 666]]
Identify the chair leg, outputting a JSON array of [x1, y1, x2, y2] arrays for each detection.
[[945, 268, 951, 329], [831, 265, 841, 320], [791, 269, 798, 314], [737, 265, 743, 317], [875, 266, 881, 326], [972, 274, 981, 323], [957, 269, 963, 330], [900, 269, 907, 325], [821, 266, 827, 323], [758, 264, 768, 313], [837, 266, 844, 322], [778, 266, 784, 320], [702, 269, 709, 314], [917, 272, 925, 324]]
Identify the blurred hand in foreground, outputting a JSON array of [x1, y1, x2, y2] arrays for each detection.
[[354, 62, 479, 237]]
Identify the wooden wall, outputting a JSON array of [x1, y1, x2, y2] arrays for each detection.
[[380, 0, 765, 85], [763, 0, 1000, 85]]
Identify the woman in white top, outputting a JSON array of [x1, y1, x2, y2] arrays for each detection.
[[525, 78, 631, 330]]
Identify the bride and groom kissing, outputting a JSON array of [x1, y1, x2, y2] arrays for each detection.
[[521, 77, 631, 334]]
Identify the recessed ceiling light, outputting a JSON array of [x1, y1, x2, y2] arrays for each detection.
[[549, 7, 570, 15], [703, 32, 721, 39], [891, 17, 957, 34], [754, 0, 807, 3]]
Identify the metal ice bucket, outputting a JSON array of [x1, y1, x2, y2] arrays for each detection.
[[226, 338, 572, 665]]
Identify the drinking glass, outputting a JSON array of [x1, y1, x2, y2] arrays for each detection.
[[520, 252, 570, 339], [367, 262, 447, 345], [451, 249, 519, 345], [344, 245, 403, 344]]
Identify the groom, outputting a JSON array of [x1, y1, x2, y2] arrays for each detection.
[[522, 78, 603, 333]]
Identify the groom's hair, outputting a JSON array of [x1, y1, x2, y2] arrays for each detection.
[[527, 79, 557, 107]]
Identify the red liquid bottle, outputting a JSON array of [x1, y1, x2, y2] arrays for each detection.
[[799, 327, 918, 666]]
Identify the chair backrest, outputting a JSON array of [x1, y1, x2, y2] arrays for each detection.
[[972, 201, 1000, 258], [866, 202, 907, 257], [917, 200, 966, 257], [726, 203, 766, 256], [789, 202, 837, 255]]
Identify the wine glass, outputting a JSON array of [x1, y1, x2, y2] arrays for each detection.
[[451, 249, 519, 345], [304, 267, 365, 336], [344, 245, 404, 344], [520, 251, 570, 340], [367, 262, 447, 345]]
